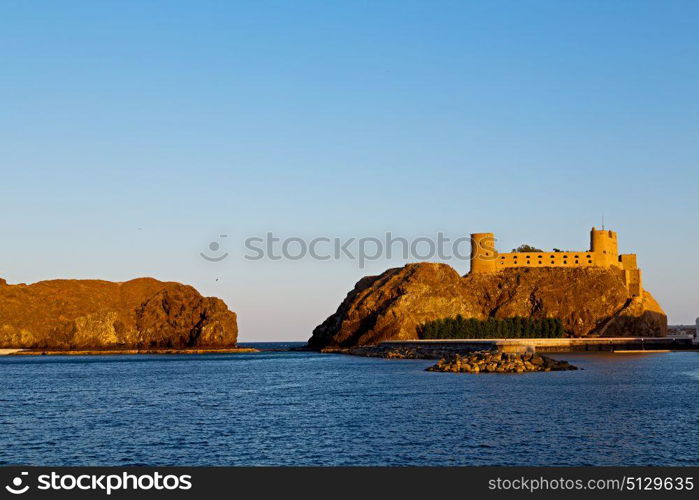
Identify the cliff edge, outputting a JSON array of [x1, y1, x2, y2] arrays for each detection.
[[0, 277, 238, 349], [309, 263, 666, 348]]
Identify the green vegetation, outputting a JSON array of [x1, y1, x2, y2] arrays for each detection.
[[418, 315, 567, 339], [512, 244, 543, 252]]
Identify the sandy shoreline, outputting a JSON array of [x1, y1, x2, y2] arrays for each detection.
[[0, 349, 26, 355], [1, 348, 258, 356]]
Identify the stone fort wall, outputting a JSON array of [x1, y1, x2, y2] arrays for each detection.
[[470, 228, 643, 297]]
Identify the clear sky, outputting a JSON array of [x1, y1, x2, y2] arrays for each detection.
[[1, 1, 698, 340]]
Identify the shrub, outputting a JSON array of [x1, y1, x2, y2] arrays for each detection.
[[512, 244, 543, 252]]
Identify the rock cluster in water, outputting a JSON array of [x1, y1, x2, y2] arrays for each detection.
[[426, 351, 577, 374]]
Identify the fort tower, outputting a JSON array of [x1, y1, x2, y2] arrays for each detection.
[[590, 228, 618, 267], [470, 233, 498, 274]]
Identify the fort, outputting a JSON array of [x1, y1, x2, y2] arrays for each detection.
[[470, 227, 643, 298]]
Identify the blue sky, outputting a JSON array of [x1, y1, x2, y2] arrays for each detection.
[[1, 1, 698, 339]]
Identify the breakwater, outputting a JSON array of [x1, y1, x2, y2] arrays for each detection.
[[380, 336, 695, 353]]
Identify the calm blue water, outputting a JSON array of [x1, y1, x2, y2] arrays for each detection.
[[0, 346, 697, 466]]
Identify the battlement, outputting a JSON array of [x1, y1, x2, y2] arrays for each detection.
[[470, 227, 643, 297]]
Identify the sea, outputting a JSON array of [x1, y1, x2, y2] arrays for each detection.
[[0, 344, 697, 466]]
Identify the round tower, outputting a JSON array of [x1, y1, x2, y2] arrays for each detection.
[[470, 233, 498, 273], [590, 227, 618, 267]]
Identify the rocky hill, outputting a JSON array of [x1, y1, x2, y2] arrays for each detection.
[[0, 277, 238, 349], [309, 264, 666, 348]]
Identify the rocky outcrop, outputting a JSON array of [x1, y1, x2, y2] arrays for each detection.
[[426, 351, 577, 374], [0, 277, 238, 349], [309, 263, 666, 348]]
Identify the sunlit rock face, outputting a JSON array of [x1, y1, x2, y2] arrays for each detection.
[[309, 263, 666, 348], [0, 277, 238, 349]]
